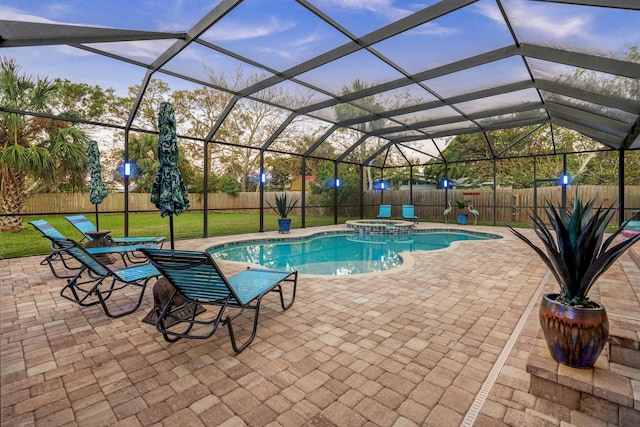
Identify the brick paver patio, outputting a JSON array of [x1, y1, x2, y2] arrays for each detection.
[[1, 224, 638, 426]]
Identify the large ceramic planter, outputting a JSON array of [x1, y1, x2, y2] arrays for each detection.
[[539, 293, 609, 369], [278, 218, 291, 233], [457, 214, 468, 225]]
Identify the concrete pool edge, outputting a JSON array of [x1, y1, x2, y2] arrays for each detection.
[[195, 223, 509, 278]]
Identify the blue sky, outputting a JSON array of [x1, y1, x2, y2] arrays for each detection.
[[1, 0, 639, 98]]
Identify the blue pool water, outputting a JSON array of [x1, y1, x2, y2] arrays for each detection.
[[208, 230, 501, 276]]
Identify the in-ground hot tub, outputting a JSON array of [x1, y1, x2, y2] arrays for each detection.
[[346, 219, 415, 236]]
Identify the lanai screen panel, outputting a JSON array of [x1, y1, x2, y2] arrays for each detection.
[[371, 0, 514, 75], [129, 73, 213, 133], [395, 142, 437, 165], [296, 49, 408, 97], [475, 109, 548, 128], [503, 0, 640, 62], [306, 0, 442, 37], [308, 103, 373, 125], [528, 59, 640, 103], [253, 80, 332, 110], [541, 92, 638, 127], [388, 105, 464, 129], [82, 40, 177, 67], [199, 0, 351, 73], [2, 45, 148, 128], [486, 125, 546, 157], [454, 89, 541, 116], [399, 139, 444, 161], [350, 85, 439, 115], [217, 100, 293, 149], [268, 116, 333, 155], [421, 120, 479, 139], [423, 56, 533, 100], [161, 43, 277, 93], [528, 58, 639, 147], [381, 145, 411, 167], [378, 130, 425, 141], [310, 130, 363, 161], [344, 136, 391, 166]]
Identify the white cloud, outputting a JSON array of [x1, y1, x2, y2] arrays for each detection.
[[313, 0, 420, 22], [87, 40, 176, 60], [258, 46, 294, 61], [292, 33, 323, 48], [0, 5, 61, 24], [257, 31, 326, 62], [204, 16, 296, 42], [0, 4, 114, 28], [410, 22, 459, 37], [475, 0, 593, 40]]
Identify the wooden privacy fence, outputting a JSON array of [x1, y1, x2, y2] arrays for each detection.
[[366, 188, 518, 221], [21, 192, 310, 216], [362, 185, 640, 223], [22, 185, 640, 223]]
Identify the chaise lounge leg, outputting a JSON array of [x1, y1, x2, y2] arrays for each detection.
[[275, 272, 298, 310], [44, 252, 81, 279], [95, 277, 151, 318], [226, 300, 262, 353], [60, 270, 102, 307], [156, 292, 228, 343], [157, 291, 187, 342]]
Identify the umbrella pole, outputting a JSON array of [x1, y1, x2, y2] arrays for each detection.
[[95, 204, 99, 231], [170, 215, 174, 250]]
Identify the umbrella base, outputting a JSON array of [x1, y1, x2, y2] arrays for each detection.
[[142, 278, 204, 327]]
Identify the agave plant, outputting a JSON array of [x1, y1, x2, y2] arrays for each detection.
[[509, 194, 640, 307], [267, 193, 298, 219], [455, 199, 471, 210]]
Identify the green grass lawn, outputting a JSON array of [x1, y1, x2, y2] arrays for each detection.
[[0, 212, 353, 259]]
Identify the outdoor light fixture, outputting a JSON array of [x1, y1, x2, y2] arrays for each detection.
[[260, 172, 266, 184], [373, 181, 387, 190], [124, 162, 132, 177], [335, 178, 341, 187], [560, 174, 570, 185], [443, 179, 449, 188]]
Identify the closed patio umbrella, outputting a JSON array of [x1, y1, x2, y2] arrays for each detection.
[[87, 140, 108, 230], [151, 102, 189, 250]]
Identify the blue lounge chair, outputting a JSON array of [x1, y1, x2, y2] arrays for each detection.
[[53, 238, 160, 318], [402, 204, 418, 223], [622, 219, 640, 238], [377, 204, 392, 219], [142, 248, 298, 353], [30, 220, 156, 278], [65, 215, 166, 247]]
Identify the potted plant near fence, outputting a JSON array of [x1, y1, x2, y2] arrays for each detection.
[[455, 199, 471, 225], [268, 193, 299, 234], [509, 192, 640, 368]]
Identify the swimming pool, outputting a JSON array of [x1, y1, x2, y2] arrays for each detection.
[[208, 230, 501, 276]]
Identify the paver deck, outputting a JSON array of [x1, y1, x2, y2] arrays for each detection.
[[1, 223, 638, 426]]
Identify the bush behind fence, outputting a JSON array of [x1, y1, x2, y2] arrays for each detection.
[[22, 185, 640, 223]]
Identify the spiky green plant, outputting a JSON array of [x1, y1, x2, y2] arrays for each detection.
[[267, 193, 298, 219], [455, 199, 470, 209], [509, 194, 640, 307]]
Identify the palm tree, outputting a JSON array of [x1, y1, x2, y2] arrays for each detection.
[[118, 133, 159, 192], [1, 58, 89, 231]]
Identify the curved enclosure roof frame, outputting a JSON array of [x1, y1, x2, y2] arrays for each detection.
[[1, 0, 639, 170]]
